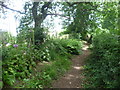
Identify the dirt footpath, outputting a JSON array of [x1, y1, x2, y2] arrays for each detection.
[[52, 43, 91, 88]]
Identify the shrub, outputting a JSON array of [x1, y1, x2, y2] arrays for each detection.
[[14, 54, 71, 88], [2, 37, 83, 88], [2, 44, 36, 87], [60, 39, 83, 55], [34, 38, 70, 62], [83, 33, 120, 88], [34, 38, 83, 62]]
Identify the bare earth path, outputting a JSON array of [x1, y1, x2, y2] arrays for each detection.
[[52, 42, 91, 88]]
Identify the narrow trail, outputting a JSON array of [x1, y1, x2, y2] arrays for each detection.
[[52, 42, 91, 88]]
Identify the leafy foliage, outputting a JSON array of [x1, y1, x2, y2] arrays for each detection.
[[18, 57, 71, 88], [2, 33, 83, 88], [2, 44, 36, 86], [60, 39, 83, 55], [2, 1, 119, 89], [83, 32, 120, 88], [61, 2, 119, 42], [101, 2, 118, 30], [61, 2, 98, 40], [34, 27, 48, 45]]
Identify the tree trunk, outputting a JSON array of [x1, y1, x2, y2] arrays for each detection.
[[32, 2, 52, 45]]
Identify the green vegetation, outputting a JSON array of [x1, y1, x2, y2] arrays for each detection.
[[83, 32, 120, 88], [1, 1, 120, 89], [2, 33, 82, 88], [57, 39, 83, 55], [15, 55, 71, 88]]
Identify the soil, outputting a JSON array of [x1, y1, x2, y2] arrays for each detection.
[[52, 42, 91, 88]]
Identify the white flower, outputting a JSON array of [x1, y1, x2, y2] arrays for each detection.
[[6, 43, 11, 47]]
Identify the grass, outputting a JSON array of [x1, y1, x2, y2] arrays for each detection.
[[14, 55, 72, 88]]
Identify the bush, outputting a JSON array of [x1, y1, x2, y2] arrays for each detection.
[[60, 39, 83, 55], [83, 33, 120, 88], [2, 36, 83, 88], [13, 50, 71, 88], [34, 38, 70, 62], [2, 44, 36, 87], [34, 38, 83, 62]]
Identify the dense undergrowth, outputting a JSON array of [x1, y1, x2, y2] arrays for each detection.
[[83, 32, 120, 88], [2, 36, 83, 88], [14, 55, 71, 88]]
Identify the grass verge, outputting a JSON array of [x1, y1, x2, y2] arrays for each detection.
[[14, 55, 72, 88]]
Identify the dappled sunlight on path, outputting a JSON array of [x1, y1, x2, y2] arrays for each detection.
[[52, 42, 91, 88]]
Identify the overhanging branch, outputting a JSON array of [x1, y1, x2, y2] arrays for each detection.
[[0, 2, 25, 14]]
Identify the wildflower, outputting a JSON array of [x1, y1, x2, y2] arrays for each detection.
[[25, 42, 27, 44], [13, 44, 18, 48], [6, 43, 11, 47], [23, 52, 26, 55]]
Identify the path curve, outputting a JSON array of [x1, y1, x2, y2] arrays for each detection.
[[52, 42, 90, 88]]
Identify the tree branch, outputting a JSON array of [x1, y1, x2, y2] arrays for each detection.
[[47, 13, 70, 19], [41, 2, 52, 20], [0, 2, 25, 14], [41, 0, 53, 14], [47, 13, 65, 17]]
